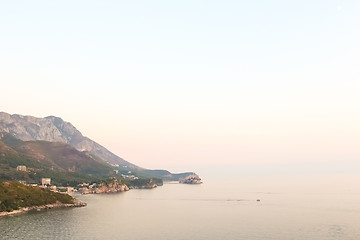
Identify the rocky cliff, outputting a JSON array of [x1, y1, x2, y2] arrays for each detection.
[[80, 178, 130, 194]]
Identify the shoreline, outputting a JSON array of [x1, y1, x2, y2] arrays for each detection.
[[0, 199, 86, 217]]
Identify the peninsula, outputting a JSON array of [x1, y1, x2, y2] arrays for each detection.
[[0, 181, 86, 217]]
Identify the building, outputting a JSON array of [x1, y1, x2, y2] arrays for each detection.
[[41, 178, 51, 186], [16, 165, 27, 171]]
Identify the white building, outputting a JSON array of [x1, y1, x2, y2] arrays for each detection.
[[41, 178, 51, 186], [16, 165, 27, 171]]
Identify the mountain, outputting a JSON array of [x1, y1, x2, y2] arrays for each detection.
[[0, 112, 196, 180], [0, 112, 132, 167]]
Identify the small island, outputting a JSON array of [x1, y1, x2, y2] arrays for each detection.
[[179, 174, 202, 184]]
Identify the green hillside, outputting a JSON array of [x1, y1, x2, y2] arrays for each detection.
[[0, 134, 115, 186], [0, 181, 74, 212], [128, 168, 196, 181]]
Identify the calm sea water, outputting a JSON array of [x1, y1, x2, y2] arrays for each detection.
[[1, 175, 360, 240]]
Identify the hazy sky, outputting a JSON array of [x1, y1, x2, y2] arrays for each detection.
[[1, 1, 359, 173]]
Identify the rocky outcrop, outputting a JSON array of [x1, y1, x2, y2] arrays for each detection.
[[0, 199, 87, 217], [80, 178, 129, 194], [179, 174, 202, 184], [80, 177, 162, 193]]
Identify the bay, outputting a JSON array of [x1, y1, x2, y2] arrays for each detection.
[[1, 175, 360, 240]]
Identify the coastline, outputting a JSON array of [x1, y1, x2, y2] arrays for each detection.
[[0, 181, 160, 217], [0, 199, 86, 217]]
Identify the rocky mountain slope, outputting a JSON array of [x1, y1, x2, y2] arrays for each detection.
[[0, 133, 113, 176], [0, 112, 132, 167]]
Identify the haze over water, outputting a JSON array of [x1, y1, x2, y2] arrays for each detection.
[[1, 170, 360, 240]]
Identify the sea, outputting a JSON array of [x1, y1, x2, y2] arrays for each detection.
[[1, 172, 360, 240]]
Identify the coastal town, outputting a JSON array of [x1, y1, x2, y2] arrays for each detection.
[[14, 163, 193, 196], [14, 165, 132, 194]]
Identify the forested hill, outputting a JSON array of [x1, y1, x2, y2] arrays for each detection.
[[0, 181, 74, 212]]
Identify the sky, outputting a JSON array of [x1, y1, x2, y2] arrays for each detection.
[[0, 0, 359, 174]]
